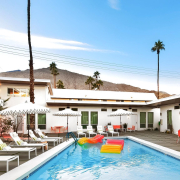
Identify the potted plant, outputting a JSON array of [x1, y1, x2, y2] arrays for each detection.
[[123, 123, 127, 131]]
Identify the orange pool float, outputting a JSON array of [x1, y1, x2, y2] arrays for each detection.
[[78, 135, 104, 145]]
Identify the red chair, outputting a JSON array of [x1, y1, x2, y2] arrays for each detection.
[[128, 125, 135, 132], [177, 130, 180, 143], [51, 127, 58, 133]]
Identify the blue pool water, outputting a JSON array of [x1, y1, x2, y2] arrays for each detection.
[[27, 139, 180, 180]]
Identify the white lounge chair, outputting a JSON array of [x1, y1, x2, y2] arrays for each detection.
[[77, 126, 86, 138], [0, 155, 19, 172], [10, 132, 48, 152], [107, 126, 119, 137], [87, 126, 97, 138], [35, 129, 63, 143], [97, 125, 108, 136], [29, 130, 58, 146], [0, 139, 37, 159]]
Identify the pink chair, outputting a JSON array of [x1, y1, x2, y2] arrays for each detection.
[[128, 125, 135, 132], [177, 130, 180, 143]]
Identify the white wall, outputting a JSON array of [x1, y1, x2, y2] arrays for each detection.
[[46, 106, 160, 133], [160, 104, 180, 134]]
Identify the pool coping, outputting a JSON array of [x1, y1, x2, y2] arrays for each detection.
[[1, 136, 180, 180], [0, 138, 74, 180]]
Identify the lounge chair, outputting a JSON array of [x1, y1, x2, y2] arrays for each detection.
[[29, 130, 58, 146], [127, 125, 135, 132], [77, 126, 86, 138], [0, 139, 37, 159], [10, 132, 48, 152], [97, 125, 108, 136], [35, 129, 63, 143], [87, 126, 97, 138], [0, 155, 19, 172], [107, 126, 119, 137], [177, 130, 180, 143]]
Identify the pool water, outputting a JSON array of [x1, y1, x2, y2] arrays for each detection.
[[27, 139, 180, 180]]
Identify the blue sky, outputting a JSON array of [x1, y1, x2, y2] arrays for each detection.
[[0, 0, 180, 94]]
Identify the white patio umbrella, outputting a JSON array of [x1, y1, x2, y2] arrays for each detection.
[[0, 101, 50, 142], [108, 109, 134, 132], [53, 108, 81, 140]]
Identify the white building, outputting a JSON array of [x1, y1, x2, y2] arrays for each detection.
[[0, 77, 163, 134]]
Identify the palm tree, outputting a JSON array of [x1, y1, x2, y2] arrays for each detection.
[[93, 71, 100, 82], [96, 80, 103, 90], [151, 40, 165, 99], [85, 76, 95, 90], [56, 80, 65, 89], [27, 0, 35, 130], [50, 62, 59, 88]]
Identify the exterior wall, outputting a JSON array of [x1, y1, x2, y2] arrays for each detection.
[[45, 106, 160, 133], [160, 104, 180, 135], [0, 83, 49, 133]]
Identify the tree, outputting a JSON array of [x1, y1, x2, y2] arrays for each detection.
[[0, 98, 10, 111], [96, 80, 103, 90], [27, 0, 35, 130], [50, 62, 59, 88], [0, 117, 13, 137], [151, 40, 165, 99], [56, 80, 65, 89], [93, 71, 100, 82], [85, 76, 95, 90], [12, 116, 23, 133]]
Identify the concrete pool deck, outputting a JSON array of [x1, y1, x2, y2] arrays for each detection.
[[0, 131, 180, 178]]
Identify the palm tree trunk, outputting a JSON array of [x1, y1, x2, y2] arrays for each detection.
[[54, 75, 56, 88], [157, 52, 159, 99], [89, 84, 90, 90], [28, 0, 35, 131]]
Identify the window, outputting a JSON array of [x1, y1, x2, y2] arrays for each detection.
[[81, 111, 89, 129], [72, 108, 78, 111], [78, 99, 82, 101], [102, 100, 107, 102], [121, 100, 124, 102], [132, 109, 137, 112], [116, 100, 120, 102], [160, 113, 162, 116], [7, 88, 29, 97], [148, 112, 153, 128], [131, 101, 134, 102], [38, 114, 46, 129], [91, 112, 98, 130], [101, 109, 107, 112], [59, 108, 65, 111], [174, 106, 179, 109], [112, 109, 117, 112], [140, 112, 146, 128]]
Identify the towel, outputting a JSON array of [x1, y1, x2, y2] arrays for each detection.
[[3, 146, 12, 150]]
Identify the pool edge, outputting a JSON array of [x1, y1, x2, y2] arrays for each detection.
[[0, 139, 75, 180]]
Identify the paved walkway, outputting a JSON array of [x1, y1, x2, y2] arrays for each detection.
[[0, 131, 179, 176]]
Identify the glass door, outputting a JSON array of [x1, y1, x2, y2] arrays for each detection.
[[140, 112, 146, 128], [167, 110, 172, 132], [148, 112, 153, 128]]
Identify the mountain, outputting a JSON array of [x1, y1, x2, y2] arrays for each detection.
[[0, 67, 171, 99]]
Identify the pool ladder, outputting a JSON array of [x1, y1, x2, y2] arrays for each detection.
[[66, 132, 78, 142]]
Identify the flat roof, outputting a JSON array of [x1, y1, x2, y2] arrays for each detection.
[[51, 89, 157, 101], [147, 94, 180, 107], [0, 77, 51, 85]]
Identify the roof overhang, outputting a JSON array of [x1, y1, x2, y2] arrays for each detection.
[[46, 100, 148, 107], [147, 95, 180, 107], [0, 77, 51, 86]]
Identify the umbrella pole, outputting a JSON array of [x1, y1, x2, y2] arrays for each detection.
[[28, 117, 30, 143], [120, 115, 121, 133]]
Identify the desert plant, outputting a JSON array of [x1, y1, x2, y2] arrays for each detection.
[[50, 62, 59, 88], [56, 79, 65, 89], [0, 117, 13, 136]]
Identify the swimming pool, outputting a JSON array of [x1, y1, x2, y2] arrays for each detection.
[[26, 139, 180, 180]]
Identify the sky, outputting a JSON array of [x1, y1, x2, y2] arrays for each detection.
[[0, 0, 180, 94]]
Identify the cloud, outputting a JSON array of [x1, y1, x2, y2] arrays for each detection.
[[108, 0, 120, 10], [0, 28, 125, 54]]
